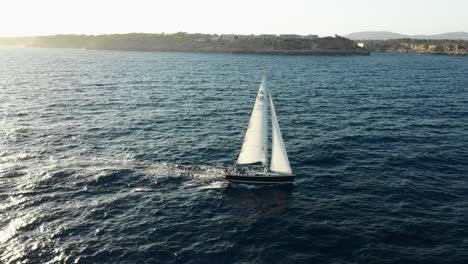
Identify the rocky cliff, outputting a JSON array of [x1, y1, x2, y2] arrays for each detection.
[[361, 39, 467, 55], [0, 33, 370, 55]]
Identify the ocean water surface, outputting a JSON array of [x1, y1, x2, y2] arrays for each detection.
[[1, 47, 468, 263]]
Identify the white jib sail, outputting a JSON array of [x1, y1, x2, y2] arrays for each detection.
[[269, 92, 293, 175], [237, 76, 268, 166]]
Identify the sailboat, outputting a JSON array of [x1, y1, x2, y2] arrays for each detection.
[[225, 76, 294, 185]]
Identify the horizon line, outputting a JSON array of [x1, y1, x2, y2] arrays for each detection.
[[1, 30, 467, 39]]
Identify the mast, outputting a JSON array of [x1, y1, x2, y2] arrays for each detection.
[[263, 75, 269, 174]]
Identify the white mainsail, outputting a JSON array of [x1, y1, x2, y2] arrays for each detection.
[[237, 77, 268, 166], [269, 92, 293, 175]]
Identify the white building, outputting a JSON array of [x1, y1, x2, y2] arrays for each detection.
[[279, 34, 302, 40], [221, 34, 236, 41], [237, 35, 256, 40], [303, 35, 318, 40], [261, 34, 277, 40]]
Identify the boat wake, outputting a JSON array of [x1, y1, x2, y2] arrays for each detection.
[[146, 162, 224, 179], [230, 183, 262, 189], [143, 162, 226, 189], [132, 187, 154, 192]]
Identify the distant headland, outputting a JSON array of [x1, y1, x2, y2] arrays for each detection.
[[345, 31, 468, 55], [359, 39, 467, 55], [0, 33, 370, 55]]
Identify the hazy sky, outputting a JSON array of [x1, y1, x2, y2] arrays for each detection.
[[1, 0, 467, 36]]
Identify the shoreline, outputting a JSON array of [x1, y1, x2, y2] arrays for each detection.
[[0, 33, 370, 56], [360, 39, 468, 55]]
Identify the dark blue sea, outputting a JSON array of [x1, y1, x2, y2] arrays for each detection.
[[1, 46, 468, 264]]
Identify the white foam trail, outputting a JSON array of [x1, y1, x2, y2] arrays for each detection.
[[146, 163, 224, 180], [231, 183, 261, 189], [133, 187, 154, 192], [198, 181, 227, 189]]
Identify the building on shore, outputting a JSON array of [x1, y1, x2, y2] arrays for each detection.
[[237, 35, 257, 40], [260, 34, 277, 40], [303, 35, 318, 40], [279, 34, 302, 40], [220, 34, 236, 41]]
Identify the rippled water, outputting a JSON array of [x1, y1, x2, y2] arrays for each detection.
[[1, 46, 468, 263]]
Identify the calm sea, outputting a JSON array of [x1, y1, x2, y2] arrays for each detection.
[[1, 46, 468, 263]]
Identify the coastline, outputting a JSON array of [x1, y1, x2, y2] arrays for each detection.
[[0, 33, 370, 55], [360, 39, 468, 55]]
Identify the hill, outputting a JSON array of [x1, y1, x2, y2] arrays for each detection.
[[345, 31, 468, 40], [345, 31, 407, 40]]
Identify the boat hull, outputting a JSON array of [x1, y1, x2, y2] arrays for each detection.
[[225, 174, 294, 185]]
